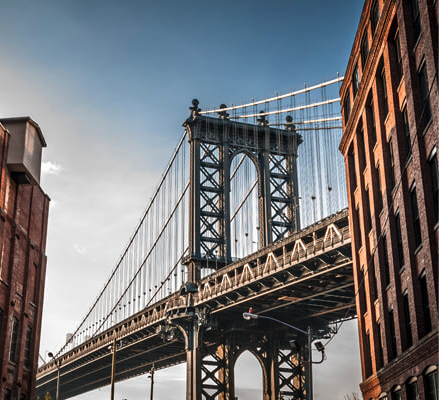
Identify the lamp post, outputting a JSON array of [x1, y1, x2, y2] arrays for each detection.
[[110, 338, 116, 400], [243, 312, 325, 400], [47, 352, 60, 400], [148, 364, 155, 400]]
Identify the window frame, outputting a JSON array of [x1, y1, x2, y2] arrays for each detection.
[[371, 0, 381, 35], [418, 59, 432, 129], [428, 147, 438, 222], [352, 61, 360, 98], [381, 66, 389, 117], [9, 317, 19, 364], [394, 30, 403, 82], [410, 183, 422, 248], [361, 30, 370, 67]]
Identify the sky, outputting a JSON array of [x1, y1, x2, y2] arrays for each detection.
[[0, 0, 364, 398]]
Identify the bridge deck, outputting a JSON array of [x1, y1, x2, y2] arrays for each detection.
[[36, 209, 354, 399]]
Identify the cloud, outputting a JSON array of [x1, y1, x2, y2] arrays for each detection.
[[73, 243, 86, 255], [42, 161, 63, 176]]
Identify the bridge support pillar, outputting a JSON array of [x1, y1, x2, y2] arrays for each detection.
[[259, 336, 306, 400], [185, 320, 202, 400], [189, 332, 306, 400]]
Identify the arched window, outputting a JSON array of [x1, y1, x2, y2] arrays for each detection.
[[406, 377, 418, 400], [424, 366, 438, 400], [391, 385, 401, 400], [230, 153, 259, 259]]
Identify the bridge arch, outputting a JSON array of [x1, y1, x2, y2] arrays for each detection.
[[233, 349, 265, 400], [230, 151, 261, 259]]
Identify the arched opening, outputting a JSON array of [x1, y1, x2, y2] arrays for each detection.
[[230, 153, 260, 260], [234, 350, 263, 400]]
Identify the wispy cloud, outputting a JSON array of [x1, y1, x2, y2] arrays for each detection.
[[73, 243, 86, 255], [42, 161, 63, 176]]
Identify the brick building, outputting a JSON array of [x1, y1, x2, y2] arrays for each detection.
[[339, 0, 438, 398], [0, 118, 50, 400]]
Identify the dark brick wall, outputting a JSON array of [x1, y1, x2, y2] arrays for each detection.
[[0, 122, 50, 400], [340, 0, 438, 398]]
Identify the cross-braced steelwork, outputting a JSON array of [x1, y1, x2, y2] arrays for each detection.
[[37, 77, 352, 400], [184, 99, 302, 284]]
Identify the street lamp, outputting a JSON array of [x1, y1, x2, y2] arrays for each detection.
[[47, 352, 60, 400], [147, 364, 155, 400], [242, 312, 325, 400], [108, 338, 117, 400]]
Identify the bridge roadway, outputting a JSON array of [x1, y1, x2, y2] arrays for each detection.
[[36, 209, 354, 399]]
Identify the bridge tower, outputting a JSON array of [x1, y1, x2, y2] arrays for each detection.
[[181, 100, 305, 400], [184, 99, 302, 280]]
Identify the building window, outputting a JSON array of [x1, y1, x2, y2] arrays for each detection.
[[394, 31, 403, 82], [371, 257, 378, 301], [383, 233, 390, 286], [371, 0, 380, 34], [410, 0, 421, 41], [23, 326, 32, 369], [9, 317, 19, 363], [377, 322, 384, 368], [349, 143, 357, 190], [389, 307, 397, 360], [358, 127, 366, 171], [410, 184, 422, 248], [395, 211, 404, 269], [356, 206, 363, 248], [365, 330, 373, 377], [376, 164, 383, 213], [361, 31, 369, 67], [355, 206, 362, 248], [406, 378, 418, 400], [365, 188, 372, 232], [402, 290, 413, 349], [402, 106, 411, 158], [0, 308, 3, 338], [353, 62, 360, 98], [425, 368, 438, 400], [418, 60, 432, 129], [344, 93, 351, 125], [368, 96, 377, 145], [391, 387, 402, 400], [419, 271, 432, 335], [360, 267, 367, 312], [428, 149, 438, 222], [388, 138, 396, 190], [381, 67, 389, 118]]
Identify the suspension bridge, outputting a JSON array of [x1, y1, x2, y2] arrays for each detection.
[[36, 76, 355, 400]]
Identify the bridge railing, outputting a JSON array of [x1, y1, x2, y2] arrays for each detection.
[[194, 209, 350, 304]]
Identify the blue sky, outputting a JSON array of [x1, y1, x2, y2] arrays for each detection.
[[1, 1, 364, 398]]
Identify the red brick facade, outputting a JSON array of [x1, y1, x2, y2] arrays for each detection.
[[340, 0, 438, 398], [0, 120, 49, 399]]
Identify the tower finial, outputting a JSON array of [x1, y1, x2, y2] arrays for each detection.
[[284, 115, 296, 132], [190, 99, 201, 117]]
